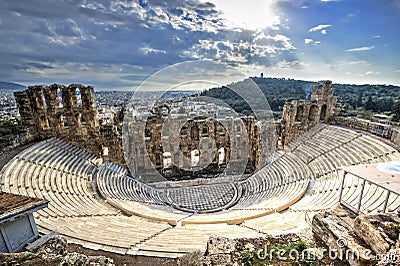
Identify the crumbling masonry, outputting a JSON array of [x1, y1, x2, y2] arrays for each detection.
[[14, 80, 337, 179], [123, 112, 264, 179], [14, 84, 124, 166], [280, 80, 337, 144]]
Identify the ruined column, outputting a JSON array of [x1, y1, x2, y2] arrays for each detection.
[[14, 90, 37, 139]]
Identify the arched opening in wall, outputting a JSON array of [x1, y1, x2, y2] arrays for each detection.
[[155, 154, 161, 167], [217, 147, 227, 165], [308, 105, 319, 122], [145, 128, 151, 139], [41, 89, 47, 108], [201, 124, 209, 137], [75, 88, 82, 108], [296, 105, 304, 122], [218, 125, 226, 136], [34, 90, 44, 109], [80, 113, 86, 125], [40, 115, 49, 129], [57, 114, 64, 128], [102, 146, 109, 157], [320, 104, 327, 121], [75, 113, 82, 127], [191, 125, 199, 140], [162, 152, 172, 169], [57, 88, 63, 108], [180, 126, 187, 137], [190, 149, 200, 167]]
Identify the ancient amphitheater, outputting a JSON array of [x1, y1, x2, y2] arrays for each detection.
[[1, 123, 400, 258]]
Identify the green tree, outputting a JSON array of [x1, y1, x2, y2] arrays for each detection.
[[365, 96, 374, 111], [356, 92, 363, 108]]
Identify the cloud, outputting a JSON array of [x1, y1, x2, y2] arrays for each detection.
[[304, 38, 313, 44], [321, 29, 327, 35], [321, 0, 340, 2], [0, 0, 398, 88], [304, 38, 321, 45], [308, 24, 331, 33], [327, 60, 370, 70], [347, 46, 375, 52], [140, 46, 167, 55], [364, 71, 381, 76], [276, 60, 306, 70], [372, 35, 381, 39]]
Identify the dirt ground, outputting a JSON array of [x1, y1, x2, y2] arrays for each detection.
[[0, 245, 178, 266], [67, 244, 178, 266]]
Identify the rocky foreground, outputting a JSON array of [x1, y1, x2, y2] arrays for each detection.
[[180, 206, 400, 266], [1, 206, 399, 266]]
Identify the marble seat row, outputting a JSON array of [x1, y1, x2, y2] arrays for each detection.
[[0, 141, 118, 219], [35, 214, 172, 254], [1, 124, 400, 258], [96, 164, 167, 205], [289, 125, 400, 213]]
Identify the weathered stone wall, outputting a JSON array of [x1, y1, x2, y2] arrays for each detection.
[[14, 84, 123, 166], [333, 116, 393, 139], [281, 80, 337, 144], [124, 113, 266, 179], [391, 128, 400, 147]]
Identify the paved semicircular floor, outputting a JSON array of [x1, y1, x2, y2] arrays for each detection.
[[166, 183, 239, 213]]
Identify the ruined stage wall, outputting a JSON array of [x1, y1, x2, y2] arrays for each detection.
[[280, 80, 337, 144], [14, 84, 124, 166]]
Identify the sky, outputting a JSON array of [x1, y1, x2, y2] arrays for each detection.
[[0, 0, 399, 90]]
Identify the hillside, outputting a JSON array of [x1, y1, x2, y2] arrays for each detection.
[[0, 81, 26, 91], [201, 77, 400, 115]]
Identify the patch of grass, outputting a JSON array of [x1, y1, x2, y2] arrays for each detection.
[[15, 252, 38, 263]]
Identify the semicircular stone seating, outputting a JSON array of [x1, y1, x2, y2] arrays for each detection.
[[1, 124, 400, 257]]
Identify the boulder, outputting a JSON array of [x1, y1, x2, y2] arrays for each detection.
[[204, 236, 237, 256], [60, 252, 88, 266], [202, 237, 238, 266], [34, 235, 68, 259], [354, 215, 390, 254], [312, 211, 374, 266]]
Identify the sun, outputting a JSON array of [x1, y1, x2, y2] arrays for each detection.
[[209, 0, 280, 30]]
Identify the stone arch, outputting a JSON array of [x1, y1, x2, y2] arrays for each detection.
[[56, 114, 64, 128], [145, 128, 151, 139], [180, 126, 187, 137], [57, 87, 63, 108], [191, 125, 199, 140], [74, 87, 82, 108], [217, 125, 225, 136], [320, 104, 327, 121], [40, 115, 49, 129], [162, 152, 172, 169], [190, 149, 200, 167], [308, 105, 319, 122], [75, 113, 82, 127], [217, 147, 227, 165], [296, 105, 304, 122], [41, 89, 47, 108], [201, 124, 209, 137], [34, 87, 45, 109]]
